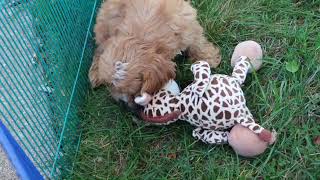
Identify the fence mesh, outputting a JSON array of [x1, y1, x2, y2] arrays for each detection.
[[0, 0, 98, 178]]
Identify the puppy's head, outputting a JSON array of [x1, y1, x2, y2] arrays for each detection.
[[113, 56, 176, 104], [102, 37, 176, 107]]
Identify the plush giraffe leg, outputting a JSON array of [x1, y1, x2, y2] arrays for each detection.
[[231, 56, 251, 85], [235, 113, 276, 145], [192, 128, 229, 144]]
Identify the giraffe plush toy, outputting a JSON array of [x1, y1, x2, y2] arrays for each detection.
[[136, 41, 277, 157]]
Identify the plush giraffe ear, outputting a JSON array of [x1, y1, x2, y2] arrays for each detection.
[[190, 61, 211, 97], [134, 93, 152, 106]]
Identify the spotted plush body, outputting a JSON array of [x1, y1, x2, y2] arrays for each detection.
[[141, 56, 274, 144]]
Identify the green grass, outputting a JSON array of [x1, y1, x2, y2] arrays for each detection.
[[72, 0, 320, 179]]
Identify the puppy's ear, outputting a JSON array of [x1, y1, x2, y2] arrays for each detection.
[[141, 59, 176, 95]]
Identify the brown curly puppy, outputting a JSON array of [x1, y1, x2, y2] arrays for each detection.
[[89, 0, 221, 106]]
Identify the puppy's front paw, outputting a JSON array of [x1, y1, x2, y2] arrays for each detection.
[[134, 93, 152, 106], [112, 61, 128, 86]]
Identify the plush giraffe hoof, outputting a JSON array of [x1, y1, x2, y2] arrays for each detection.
[[231, 40, 263, 72], [228, 124, 268, 157], [269, 129, 277, 145], [258, 129, 277, 145]]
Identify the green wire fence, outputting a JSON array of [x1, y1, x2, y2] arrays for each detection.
[[0, 0, 99, 178]]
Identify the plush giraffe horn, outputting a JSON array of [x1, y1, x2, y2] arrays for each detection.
[[140, 111, 182, 123]]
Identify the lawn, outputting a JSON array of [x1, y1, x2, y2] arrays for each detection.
[[72, 0, 320, 179]]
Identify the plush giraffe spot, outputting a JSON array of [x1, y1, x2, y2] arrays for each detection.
[[225, 111, 231, 119], [203, 123, 208, 127], [159, 92, 166, 97], [239, 64, 245, 68], [222, 78, 229, 86], [169, 98, 179, 104], [234, 110, 239, 117], [188, 106, 194, 113], [211, 78, 218, 85], [240, 96, 244, 102], [214, 97, 220, 104], [213, 106, 219, 113], [181, 104, 185, 112], [234, 99, 239, 104], [170, 107, 174, 112], [164, 103, 168, 106], [240, 119, 244, 123], [213, 88, 219, 94], [222, 101, 228, 107], [235, 69, 242, 74], [232, 88, 238, 93], [193, 114, 198, 120], [202, 73, 208, 79], [253, 126, 259, 131], [226, 88, 232, 96], [227, 99, 233, 105], [185, 98, 189, 104], [221, 90, 226, 97], [202, 115, 208, 120], [216, 112, 224, 119], [156, 109, 161, 116], [195, 72, 200, 79], [155, 100, 162, 105], [207, 90, 214, 97], [240, 75, 245, 79], [209, 133, 213, 138], [198, 82, 204, 86], [247, 118, 253, 123], [148, 109, 153, 116], [208, 110, 211, 116], [202, 63, 209, 68], [210, 126, 216, 130], [218, 122, 224, 126], [201, 102, 208, 112], [196, 87, 203, 93], [197, 108, 200, 114], [184, 91, 190, 95], [202, 93, 209, 100]]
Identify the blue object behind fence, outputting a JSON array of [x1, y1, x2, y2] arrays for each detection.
[[0, 120, 43, 180]]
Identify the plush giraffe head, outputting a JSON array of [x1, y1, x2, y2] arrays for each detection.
[[139, 80, 183, 124]]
